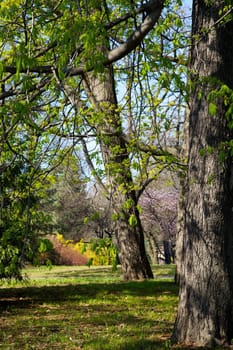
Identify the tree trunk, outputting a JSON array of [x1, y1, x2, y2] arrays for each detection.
[[173, 1, 233, 347], [114, 203, 154, 280], [163, 240, 172, 264], [145, 231, 159, 264], [82, 65, 153, 280]]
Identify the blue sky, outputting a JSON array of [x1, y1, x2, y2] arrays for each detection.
[[183, 0, 192, 12]]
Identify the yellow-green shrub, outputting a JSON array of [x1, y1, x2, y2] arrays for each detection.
[[56, 234, 118, 268]]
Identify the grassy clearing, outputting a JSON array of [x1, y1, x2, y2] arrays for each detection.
[[0, 265, 196, 350]]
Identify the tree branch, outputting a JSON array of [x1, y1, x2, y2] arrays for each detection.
[[4, 0, 164, 77], [106, 0, 164, 64]]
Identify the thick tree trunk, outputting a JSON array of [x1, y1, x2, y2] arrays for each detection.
[[82, 65, 153, 280], [114, 200, 154, 280], [173, 1, 233, 347]]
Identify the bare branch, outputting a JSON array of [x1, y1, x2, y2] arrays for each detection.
[[81, 138, 107, 193]]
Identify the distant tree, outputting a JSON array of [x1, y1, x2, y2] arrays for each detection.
[[45, 154, 93, 241], [44, 155, 115, 242], [87, 186, 114, 239], [140, 185, 178, 263]]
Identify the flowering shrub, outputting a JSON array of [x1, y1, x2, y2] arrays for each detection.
[[48, 234, 88, 265], [76, 238, 118, 269], [49, 234, 117, 267]]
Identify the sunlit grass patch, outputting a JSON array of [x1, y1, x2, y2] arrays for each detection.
[[0, 265, 179, 350]]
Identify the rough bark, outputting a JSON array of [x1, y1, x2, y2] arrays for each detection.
[[82, 65, 153, 280], [145, 231, 159, 264], [114, 204, 154, 280], [175, 106, 189, 284], [173, 1, 233, 347]]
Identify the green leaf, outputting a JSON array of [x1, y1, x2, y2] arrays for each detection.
[[219, 150, 226, 162], [208, 102, 217, 116], [123, 198, 135, 210], [83, 217, 89, 224], [112, 213, 119, 221], [128, 214, 138, 227]]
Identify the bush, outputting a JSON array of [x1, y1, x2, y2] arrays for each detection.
[[48, 235, 88, 266], [48, 234, 118, 268]]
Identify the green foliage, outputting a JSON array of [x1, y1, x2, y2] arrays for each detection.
[[0, 0, 188, 184], [208, 83, 233, 123], [219, 2, 233, 25], [0, 141, 55, 278], [199, 146, 214, 156], [128, 213, 138, 227], [88, 238, 118, 270], [122, 198, 135, 210], [0, 0, 189, 278], [207, 83, 233, 159], [33, 238, 54, 266], [0, 244, 21, 280], [208, 102, 217, 116]]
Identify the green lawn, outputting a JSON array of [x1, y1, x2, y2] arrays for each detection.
[[0, 265, 196, 349]]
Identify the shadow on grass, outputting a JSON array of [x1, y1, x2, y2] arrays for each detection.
[[0, 280, 179, 350], [0, 280, 178, 307], [84, 338, 170, 350]]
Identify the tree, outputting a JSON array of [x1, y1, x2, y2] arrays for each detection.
[[140, 184, 178, 264], [173, 1, 233, 347], [0, 144, 54, 278], [82, 63, 154, 280], [0, 0, 186, 280], [44, 154, 95, 241], [0, 52, 76, 278], [85, 186, 115, 240], [44, 154, 114, 242]]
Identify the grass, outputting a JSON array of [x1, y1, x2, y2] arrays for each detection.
[[0, 265, 197, 349]]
